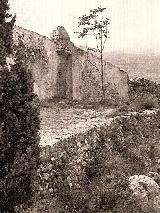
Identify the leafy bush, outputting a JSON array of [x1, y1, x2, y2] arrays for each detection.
[[127, 78, 160, 112], [117, 93, 159, 115], [129, 78, 160, 100], [130, 94, 159, 111]]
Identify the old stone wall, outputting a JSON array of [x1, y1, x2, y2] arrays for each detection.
[[13, 26, 59, 100], [13, 26, 129, 103], [82, 52, 129, 103]]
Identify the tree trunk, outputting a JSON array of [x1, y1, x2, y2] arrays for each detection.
[[100, 30, 105, 104]]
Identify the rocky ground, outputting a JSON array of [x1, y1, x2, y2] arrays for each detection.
[[40, 101, 115, 146]]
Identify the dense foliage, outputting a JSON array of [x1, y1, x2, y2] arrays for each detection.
[[24, 111, 160, 212], [0, 1, 40, 212], [118, 78, 160, 112], [129, 78, 160, 99], [128, 78, 160, 110]]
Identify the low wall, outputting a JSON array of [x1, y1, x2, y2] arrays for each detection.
[[17, 111, 160, 212]]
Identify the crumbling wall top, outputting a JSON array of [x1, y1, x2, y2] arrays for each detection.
[[51, 26, 71, 55], [51, 26, 70, 41]]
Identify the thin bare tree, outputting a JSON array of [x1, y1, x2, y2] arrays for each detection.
[[75, 6, 110, 103]]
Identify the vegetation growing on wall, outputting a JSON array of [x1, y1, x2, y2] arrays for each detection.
[[13, 34, 49, 67], [0, 1, 40, 212]]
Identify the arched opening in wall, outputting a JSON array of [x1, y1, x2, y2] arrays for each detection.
[[56, 53, 72, 100]]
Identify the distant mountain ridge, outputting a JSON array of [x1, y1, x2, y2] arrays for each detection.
[[104, 52, 160, 83]]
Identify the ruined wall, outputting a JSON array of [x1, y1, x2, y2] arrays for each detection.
[[51, 26, 73, 100], [70, 47, 86, 101], [104, 62, 129, 101], [13, 26, 59, 101], [13, 26, 129, 103], [70, 49, 129, 103]]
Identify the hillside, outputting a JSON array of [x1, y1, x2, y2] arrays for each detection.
[[105, 52, 160, 83]]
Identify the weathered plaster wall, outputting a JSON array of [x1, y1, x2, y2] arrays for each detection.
[[13, 26, 129, 103]]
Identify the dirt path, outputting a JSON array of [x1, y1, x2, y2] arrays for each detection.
[[40, 103, 115, 146]]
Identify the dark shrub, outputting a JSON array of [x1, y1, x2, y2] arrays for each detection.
[[128, 78, 160, 112], [0, 1, 40, 212], [131, 94, 159, 111]]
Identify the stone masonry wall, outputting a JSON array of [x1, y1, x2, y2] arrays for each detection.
[[13, 26, 129, 103]]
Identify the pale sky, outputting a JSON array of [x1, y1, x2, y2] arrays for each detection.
[[9, 0, 160, 54]]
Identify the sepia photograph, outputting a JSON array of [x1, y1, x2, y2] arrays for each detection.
[[0, 0, 160, 212]]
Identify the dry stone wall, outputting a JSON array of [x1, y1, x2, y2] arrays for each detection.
[[13, 26, 129, 103]]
